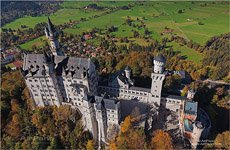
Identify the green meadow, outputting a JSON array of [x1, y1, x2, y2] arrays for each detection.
[[3, 8, 107, 30], [166, 41, 203, 63], [2, 1, 229, 62], [19, 36, 47, 51]]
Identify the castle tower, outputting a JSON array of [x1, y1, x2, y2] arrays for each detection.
[[187, 89, 196, 100], [124, 66, 131, 80], [82, 95, 98, 141], [153, 54, 166, 74], [190, 121, 204, 149], [45, 17, 64, 56], [150, 55, 166, 106]]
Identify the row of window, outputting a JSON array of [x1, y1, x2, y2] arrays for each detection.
[[99, 86, 149, 96], [120, 94, 147, 101], [108, 118, 116, 122], [28, 78, 51, 83], [107, 114, 115, 118], [152, 95, 159, 98], [164, 99, 181, 104], [74, 102, 82, 106], [152, 75, 164, 81]]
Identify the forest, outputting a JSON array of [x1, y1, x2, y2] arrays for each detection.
[[1, 1, 61, 26]]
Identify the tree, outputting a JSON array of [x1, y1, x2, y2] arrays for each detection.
[[216, 96, 230, 110], [178, 9, 183, 13], [150, 130, 173, 149], [109, 140, 117, 150], [32, 136, 48, 150], [86, 140, 95, 150], [47, 137, 64, 150], [126, 128, 146, 149], [214, 131, 230, 149], [120, 116, 131, 133], [11, 99, 20, 113], [133, 30, 140, 38], [5, 114, 21, 138], [164, 74, 181, 91], [181, 86, 189, 97]]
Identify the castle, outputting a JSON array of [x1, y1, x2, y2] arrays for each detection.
[[21, 18, 210, 149]]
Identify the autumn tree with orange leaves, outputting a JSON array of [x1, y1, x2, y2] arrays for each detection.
[[150, 129, 173, 149]]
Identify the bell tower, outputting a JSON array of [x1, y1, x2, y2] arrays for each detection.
[[45, 17, 64, 56]]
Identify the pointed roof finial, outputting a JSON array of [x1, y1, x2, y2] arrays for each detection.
[[47, 17, 55, 33]]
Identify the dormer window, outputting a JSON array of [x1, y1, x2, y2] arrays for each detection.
[[83, 71, 87, 78]]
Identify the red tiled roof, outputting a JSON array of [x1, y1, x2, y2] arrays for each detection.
[[12, 61, 23, 68]]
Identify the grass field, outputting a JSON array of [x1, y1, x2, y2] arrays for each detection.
[[3, 8, 107, 30], [3, 1, 228, 45], [19, 36, 47, 51], [166, 41, 203, 63], [63, 1, 229, 45], [2, 1, 229, 61]]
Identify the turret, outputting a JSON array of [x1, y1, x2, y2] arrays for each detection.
[[45, 17, 64, 56], [187, 89, 196, 100], [153, 54, 166, 74], [190, 121, 204, 149], [124, 66, 131, 80]]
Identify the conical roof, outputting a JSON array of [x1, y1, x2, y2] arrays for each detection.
[[125, 66, 131, 71], [154, 54, 166, 62]]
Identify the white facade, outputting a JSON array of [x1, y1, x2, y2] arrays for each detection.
[[190, 121, 204, 149], [150, 73, 165, 106], [22, 18, 209, 148]]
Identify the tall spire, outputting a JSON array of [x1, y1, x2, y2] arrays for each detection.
[[47, 17, 55, 33], [44, 17, 64, 56]]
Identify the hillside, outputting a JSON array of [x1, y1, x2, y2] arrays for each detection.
[[2, 1, 229, 45], [203, 33, 230, 80], [1, 1, 60, 26]]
